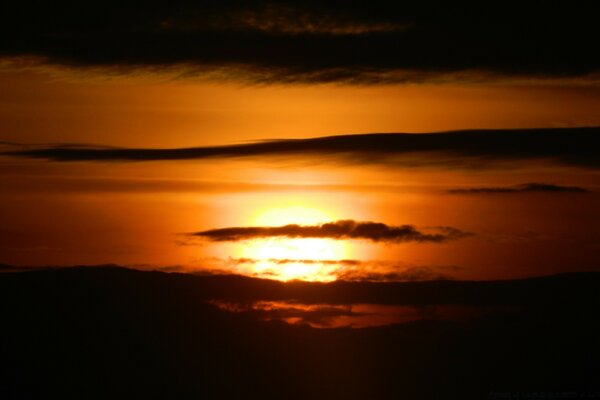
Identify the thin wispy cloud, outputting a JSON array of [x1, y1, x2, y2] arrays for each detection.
[[224, 258, 459, 282], [229, 258, 362, 266], [189, 220, 472, 243], [447, 182, 590, 194], [335, 265, 457, 282]]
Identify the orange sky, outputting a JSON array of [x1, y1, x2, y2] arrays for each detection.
[[2, 69, 600, 147], [1, 67, 599, 281]]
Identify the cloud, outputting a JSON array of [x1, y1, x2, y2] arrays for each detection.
[[205, 257, 461, 283], [226, 261, 458, 285], [210, 300, 487, 328], [208, 300, 399, 328], [189, 220, 471, 243], [3, 128, 599, 169], [447, 182, 591, 194], [1, 2, 598, 84], [335, 265, 457, 282], [229, 258, 362, 266]]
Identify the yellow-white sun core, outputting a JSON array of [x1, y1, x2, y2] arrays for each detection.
[[234, 205, 350, 281]]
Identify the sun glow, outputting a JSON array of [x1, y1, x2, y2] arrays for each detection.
[[250, 205, 333, 226], [234, 205, 351, 281]]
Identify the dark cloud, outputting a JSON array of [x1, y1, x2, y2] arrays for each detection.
[[447, 182, 591, 194], [5, 265, 600, 305], [1, 1, 598, 83], [211, 300, 490, 328], [336, 265, 455, 282], [211, 300, 358, 328], [3, 128, 599, 169], [189, 220, 471, 243], [0, 264, 23, 272], [3, 266, 600, 399]]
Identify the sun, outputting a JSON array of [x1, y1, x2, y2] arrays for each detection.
[[234, 205, 350, 281], [238, 238, 349, 281]]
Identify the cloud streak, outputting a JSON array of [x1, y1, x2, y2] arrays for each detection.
[[447, 182, 591, 194], [189, 220, 471, 243], [1, 2, 598, 84], [3, 128, 599, 169], [229, 258, 362, 266], [210, 300, 483, 328], [209, 257, 462, 283]]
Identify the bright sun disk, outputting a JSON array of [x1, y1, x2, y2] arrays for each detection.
[[234, 205, 351, 281]]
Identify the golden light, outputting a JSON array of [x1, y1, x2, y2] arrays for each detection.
[[234, 205, 351, 281], [250, 205, 333, 226]]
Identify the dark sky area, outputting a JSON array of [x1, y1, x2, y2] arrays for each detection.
[[2, 2, 599, 83]]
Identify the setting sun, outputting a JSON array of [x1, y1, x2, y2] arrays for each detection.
[[237, 238, 349, 281], [231, 205, 351, 281]]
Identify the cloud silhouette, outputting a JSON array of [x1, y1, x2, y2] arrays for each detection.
[[1, 2, 598, 83], [447, 182, 590, 194], [3, 128, 599, 169], [189, 220, 471, 243], [335, 265, 456, 282], [211, 300, 488, 328]]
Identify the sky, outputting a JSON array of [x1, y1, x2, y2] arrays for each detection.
[[1, 1, 599, 282]]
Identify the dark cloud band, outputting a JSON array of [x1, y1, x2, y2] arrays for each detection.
[[447, 183, 590, 194], [189, 220, 471, 243], [1, 2, 599, 83], [3, 128, 599, 169]]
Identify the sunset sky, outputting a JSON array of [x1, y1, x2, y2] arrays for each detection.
[[2, 4, 600, 398], [1, 1, 599, 282]]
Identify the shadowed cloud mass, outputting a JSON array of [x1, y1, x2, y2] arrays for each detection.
[[210, 300, 485, 328], [189, 220, 471, 243], [3, 128, 599, 169], [2, 267, 600, 398], [1, 1, 599, 83]]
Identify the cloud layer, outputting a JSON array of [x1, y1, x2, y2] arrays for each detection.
[[4, 128, 599, 169], [190, 220, 471, 243], [1, 1, 599, 83], [447, 182, 590, 194], [224, 258, 457, 282]]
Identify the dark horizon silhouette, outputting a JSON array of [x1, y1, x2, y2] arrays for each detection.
[[1, 266, 599, 399]]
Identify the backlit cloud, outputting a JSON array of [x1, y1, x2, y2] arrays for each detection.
[[189, 220, 472, 243], [4, 128, 599, 169], [447, 182, 590, 194]]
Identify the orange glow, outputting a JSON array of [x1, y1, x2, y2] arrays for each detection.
[[1, 69, 599, 282], [231, 205, 351, 281], [3, 69, 600, 149], [249, 204, 333, 226]]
